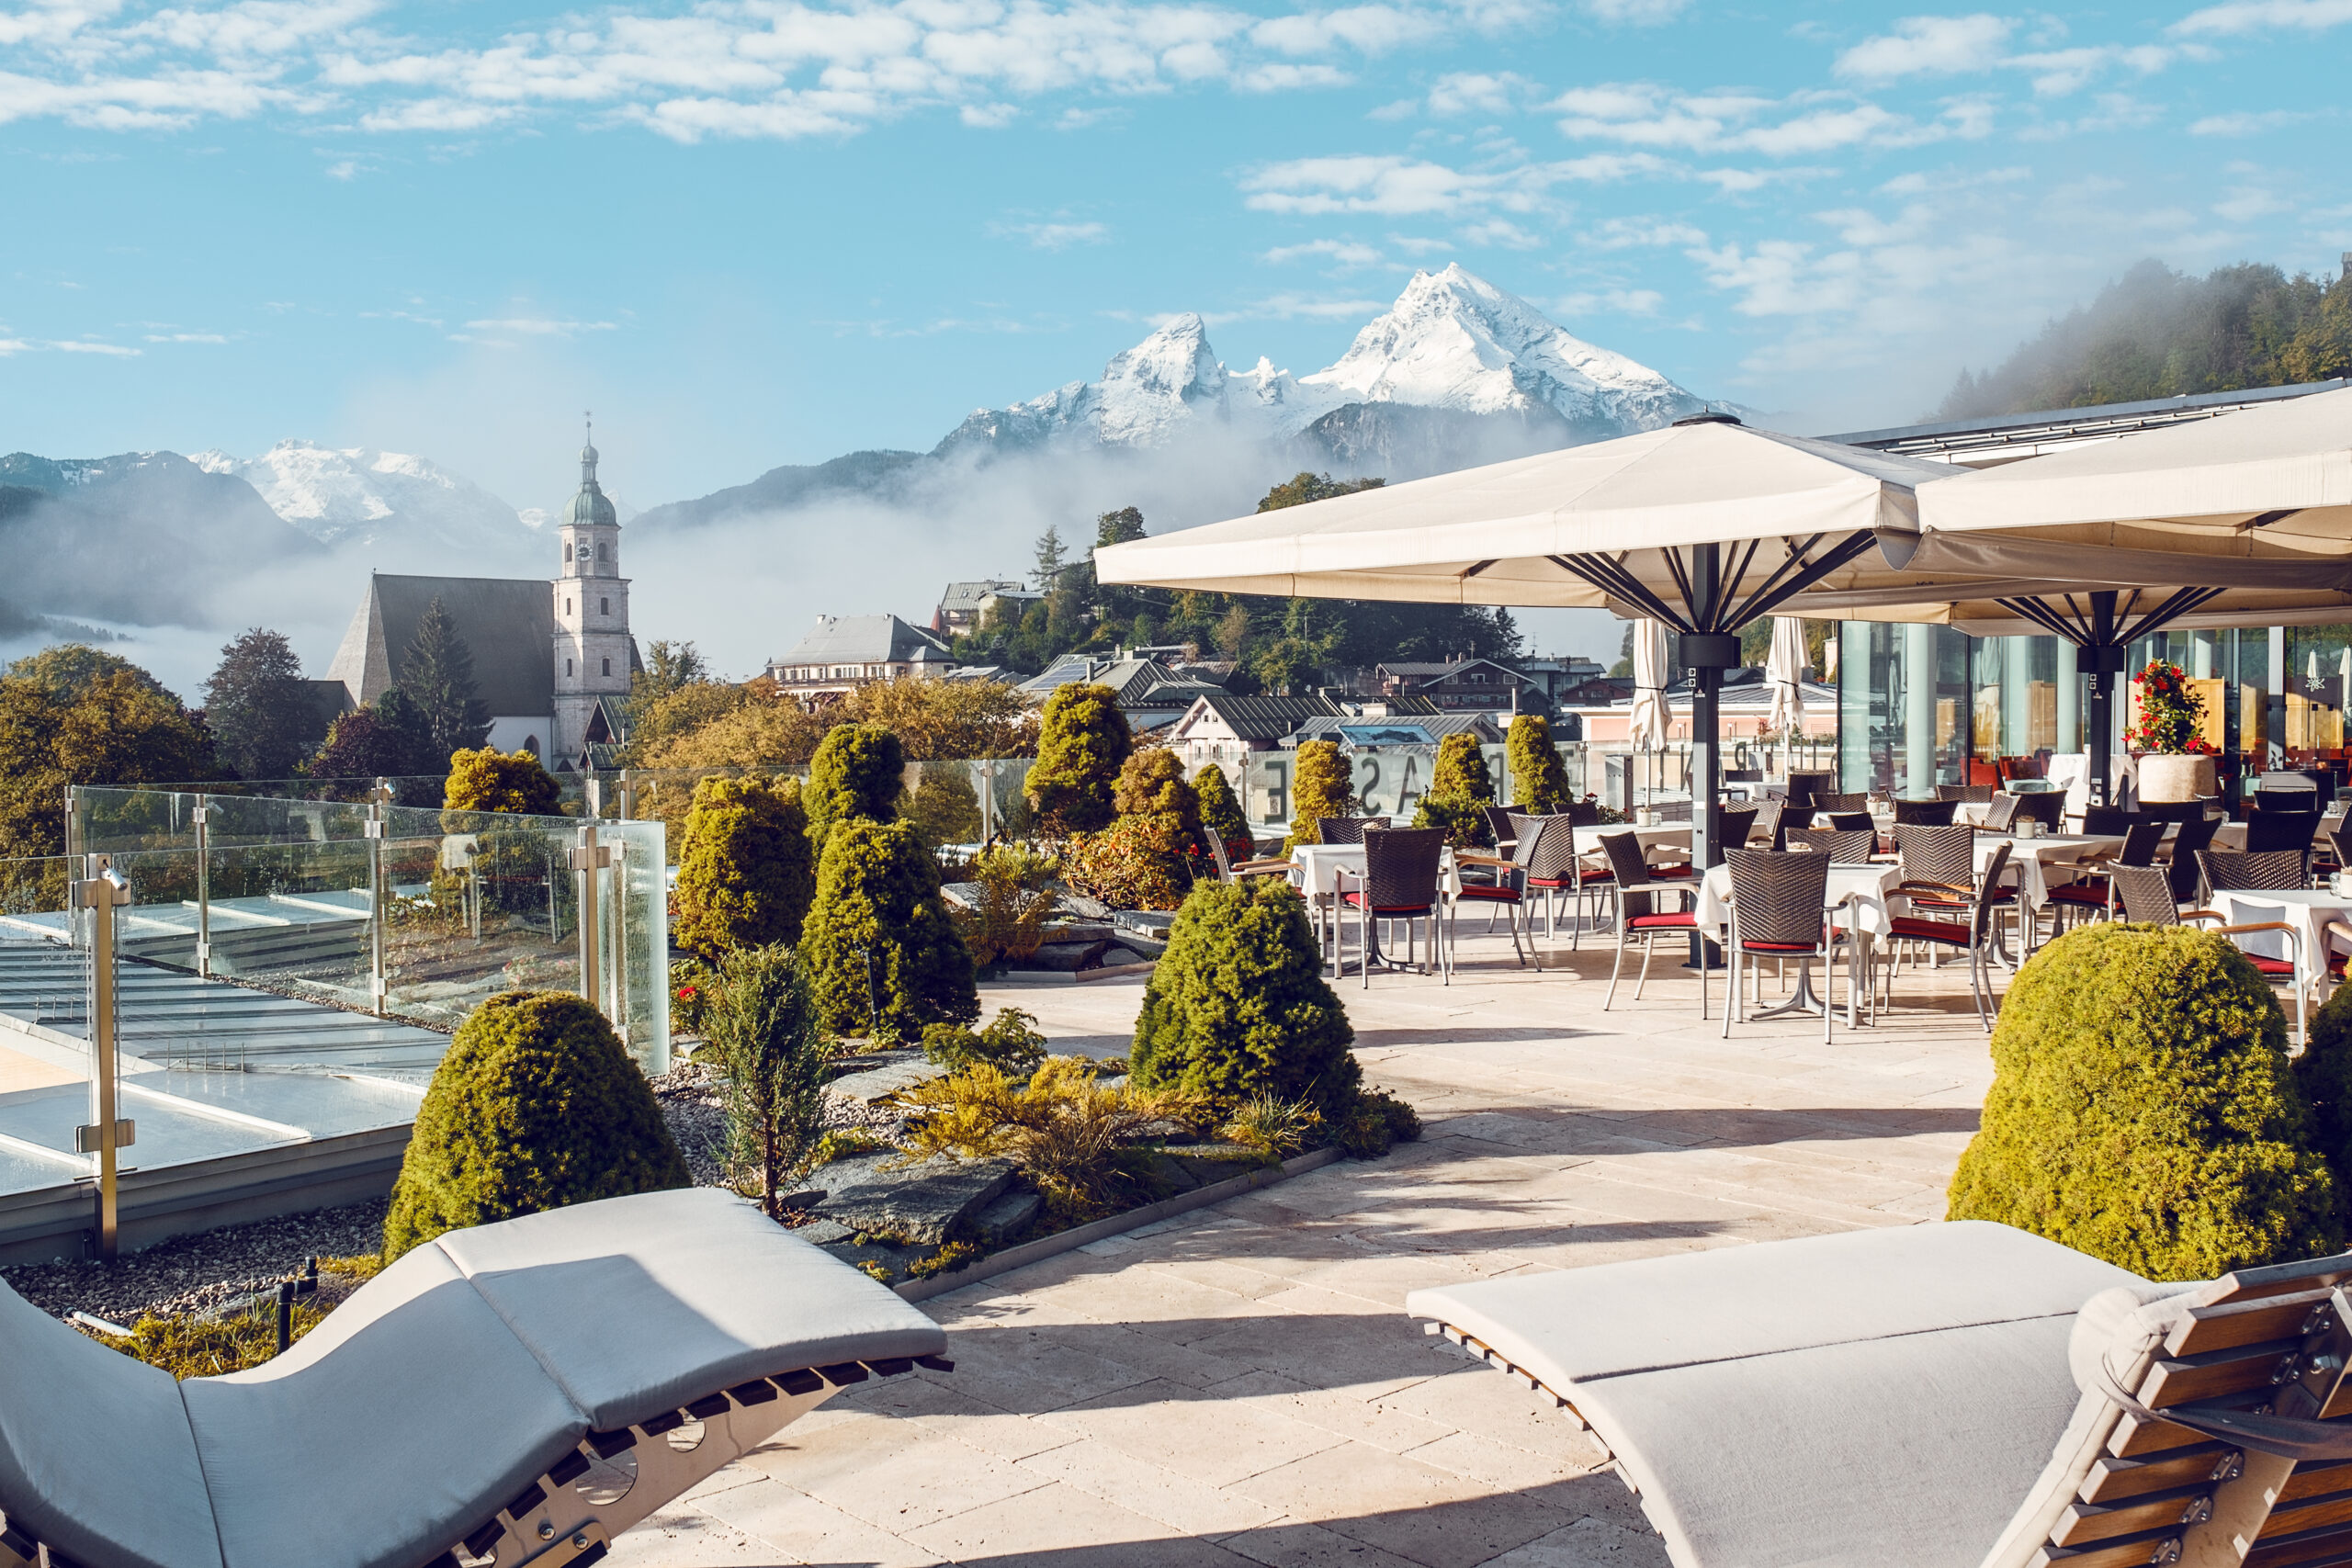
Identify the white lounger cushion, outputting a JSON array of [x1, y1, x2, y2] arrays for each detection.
[[1, 1188, 945, 1568], [1404, 1221, 2143, 1568]]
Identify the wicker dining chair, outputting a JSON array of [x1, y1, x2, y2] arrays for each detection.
[[2111, 863, 2316, 1039], [2080, 806, 2133, 836], [1980, 793, 2022, 832], [1315, 816, 1384, 847], [2008, 791, 2066, 831], [2246, 807, 2324, 862], [2164, 810, 2224, 902], [1508, 811, 1607, 946], [1335, 827, 1450, 988], [1885, 840, 2016, 1031], [1717, 805, 1759, 853], [1597, 830, 1707, 1018], [1816, 792, 1871, 815], [1481, 806, 1519, 855], [1451, 817, 1558, 971], [2199, 846, 2311, 904], [1892, 798, 1957, 827], [1720, 848, 1840, 1044], [1783, 827, 1876, 864], [2043, 820, 2165, 931], [1891, 824, 1975, 913], [1566, 798, 1603, 826], [1785, 770, 1835, 807], [1936, 784, 1995, 804]]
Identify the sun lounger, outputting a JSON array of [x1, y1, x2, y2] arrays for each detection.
[[0, 1187, 948, 1568], [1406, 1221, 2352, 1568]]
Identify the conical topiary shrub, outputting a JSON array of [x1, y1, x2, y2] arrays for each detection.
[[382, 990, 689, 1260], [673, 773, 815, 959], [1412, 731, 1495, 848], [800, 818, 980, 1041], [1131, 877, 1361, 1123], [1194, 762, 1251, 863], [2297, 981, 2352, 1180], [1507, 714, 1570, 815], [1284, 739, 1355, 852], [1947, 922, 2340, 1280], [1027, 682, 1132, 835], [804, 722, 904, 851]]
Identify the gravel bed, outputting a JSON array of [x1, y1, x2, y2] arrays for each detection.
[[1, 1199, 390, 1324]]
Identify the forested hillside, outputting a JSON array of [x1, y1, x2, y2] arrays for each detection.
[[1939, 259, 2352, 419]]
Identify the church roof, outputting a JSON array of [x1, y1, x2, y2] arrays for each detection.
[[562, 440, 619, 530], [326, 573, 555, 717]]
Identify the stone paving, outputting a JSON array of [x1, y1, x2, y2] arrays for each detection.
[[616, 932, 2001, 1568]]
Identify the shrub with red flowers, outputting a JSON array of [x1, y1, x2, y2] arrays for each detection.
[[2127, 659, 2213, 755]]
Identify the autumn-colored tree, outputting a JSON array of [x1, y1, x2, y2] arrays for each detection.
[[0, 649, 213, 858], [444, 748, 562, 817]]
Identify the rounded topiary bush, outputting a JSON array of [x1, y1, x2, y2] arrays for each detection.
[[1947, 922, 2340, 1280], [1284, 739, 1355, 852], [673, 773, 815, 959], [443, 747, 561, 818], [1194, 762, 1251, 863], [1412, 732, 1495, 849], [1112, 746, 1204, 848], [1507, 714, 1570, 815], [383, 990, 689, 1260], [805, 723, 904, 851], [1131, 877, 1361, 1123], [2297, 982, 2352, 1180], [1027, 682, 1131, 835], [799, 818, 979, 1041]]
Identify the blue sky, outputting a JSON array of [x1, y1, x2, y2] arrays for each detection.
[[2, 0, 2347, 517]]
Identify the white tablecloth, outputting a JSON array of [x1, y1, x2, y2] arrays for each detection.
[[1973, 834, 2121, 911], [1697, 862, 1903, 941], [1290, 843, 1461, 898], [2212, 889, 2352, 985], [1573, 824, 1692, 858]]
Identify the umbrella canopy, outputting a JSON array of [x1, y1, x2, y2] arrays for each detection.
[[1766, 617, 1807, 732], [1629, 618, 1669, 750], [1094, 417, 1962, 631]]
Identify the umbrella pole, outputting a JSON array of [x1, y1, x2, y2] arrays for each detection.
[[2085, 591, 2121, 810], [1681, 543, 1738, 973]]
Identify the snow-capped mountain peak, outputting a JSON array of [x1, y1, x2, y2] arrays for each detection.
[[934, 265, 1703, 465], [194, 439, 531, 550], [1303, 264, 1697, 432]]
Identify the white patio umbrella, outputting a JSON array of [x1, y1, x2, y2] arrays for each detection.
[[1766, 616, 1807, 733], [1628, 618, 1669, 750], [1096, 413, 1970, 870], [2340, 647, 2349, 716]]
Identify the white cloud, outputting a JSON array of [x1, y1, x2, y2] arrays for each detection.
[[1581, 0, 1687, 22], [1554, 82, 1982, 156], [462, 317, 617, 336], [992, 218, 1109, 247], [1554, 286, 1664, 315], [141, 330, 230, 342], [1426, 70, 1529, 117], [1835, 14, 2014, 81], [1236, 62, 1350, 90], [52, 338, 141, 355], [1206, 291, 1388, 321], [1261, 237, 1385, 267], [1240, 150, 1664, 216], [2191, 107, 2320, 135], [1459, 217, 1540, 247], [1589, 216, 1707, 247], [2172, 0, 2352, 34]]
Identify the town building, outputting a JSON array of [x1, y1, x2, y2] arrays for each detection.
[[932, 580, 1036, 639], [1373, 657, 1544, 713], [764, 615, 954, 702], [1016, 650, 1229, 732], [323, 428, 638, 767]]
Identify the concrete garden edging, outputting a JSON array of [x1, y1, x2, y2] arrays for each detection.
[[894, 1145, 1342, 1303]]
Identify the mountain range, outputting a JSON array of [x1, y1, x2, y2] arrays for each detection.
[[635, 265, 1712, 528], [192, 440, 538, 551]]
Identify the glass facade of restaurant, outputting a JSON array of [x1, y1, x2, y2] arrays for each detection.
[[1835, 621, 2352, 796]]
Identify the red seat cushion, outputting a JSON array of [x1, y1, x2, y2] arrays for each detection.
[[2045, 882, 2110, 904], [1627, 911, 1695, 930], [1739, 939, 1823, 953], [1649, 864, 1697, 879], [2243, 953, 2297, 976], [1888, 915, 1970, 944], [1454, 884, 1521, 902], [1341, 895, 1435, 914]]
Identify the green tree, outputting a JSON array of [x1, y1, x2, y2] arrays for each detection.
[[1027, 682, 1131, 835], [1284, 739, 1355, 852], [1507, 714, 1572, 815], [1258, 472, 1386, 512], [1194, 763, 1250, 862], [804, 722, 904, 851], [381, 990, 690, 1260], [401, 597, 493, 765], [0, 653, 212, 859], [674, 774, 816, 959], [1412, 732, 1495, 848], [1131, 877, 1362, 1123], [444, 748, 561, 816], [202, 628, 324, 782], [1251, 637, 1320, 696], [799, 819, 979, 1041], [305, 703, 425, 782], [704, 943, 828, 1217], [1032, 524, 1069, 591], [1947, 923, 2340, 1280]]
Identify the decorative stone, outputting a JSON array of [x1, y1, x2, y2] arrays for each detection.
[[1029, 939, 1113, 972], [974, 1190, 1042, 1242], [939, 882, 983, 910], [1059, 894, 1114, 920], [805, 1151, 1019, 1243], [826, 1057, 948, 1103], [1156, 1143, 1275, 1185]]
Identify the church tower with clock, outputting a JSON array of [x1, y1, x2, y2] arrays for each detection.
[[551, 420, 634, 764]]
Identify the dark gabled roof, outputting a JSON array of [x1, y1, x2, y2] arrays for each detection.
[[326, 573, 555, 717], [1377, 694, 1442, 715], [1378, 658, 1530, 681], [1188, 693, 1344, 742], [937, 579, 1026, 614], [1289, 712, 1503, 744], [772, 615, 949, 667]]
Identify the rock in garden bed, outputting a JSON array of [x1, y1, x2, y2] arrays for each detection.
[[799, 1150, 1020, 1244]]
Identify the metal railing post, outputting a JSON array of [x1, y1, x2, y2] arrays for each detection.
[[193, 793, 211, 978], [74, 859, 133, 1259], [617, 768, 635, 822], [366, 785, 389, 1017], [570, 824, 614, 1018]]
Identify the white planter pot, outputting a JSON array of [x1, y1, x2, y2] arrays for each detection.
[[2138, 752, 2216, 804]]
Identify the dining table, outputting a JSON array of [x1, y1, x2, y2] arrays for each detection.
[[1696, 859, 1902, 1026], [2211, 887, 2352, 987], [1288, 841, 1462, 974]]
